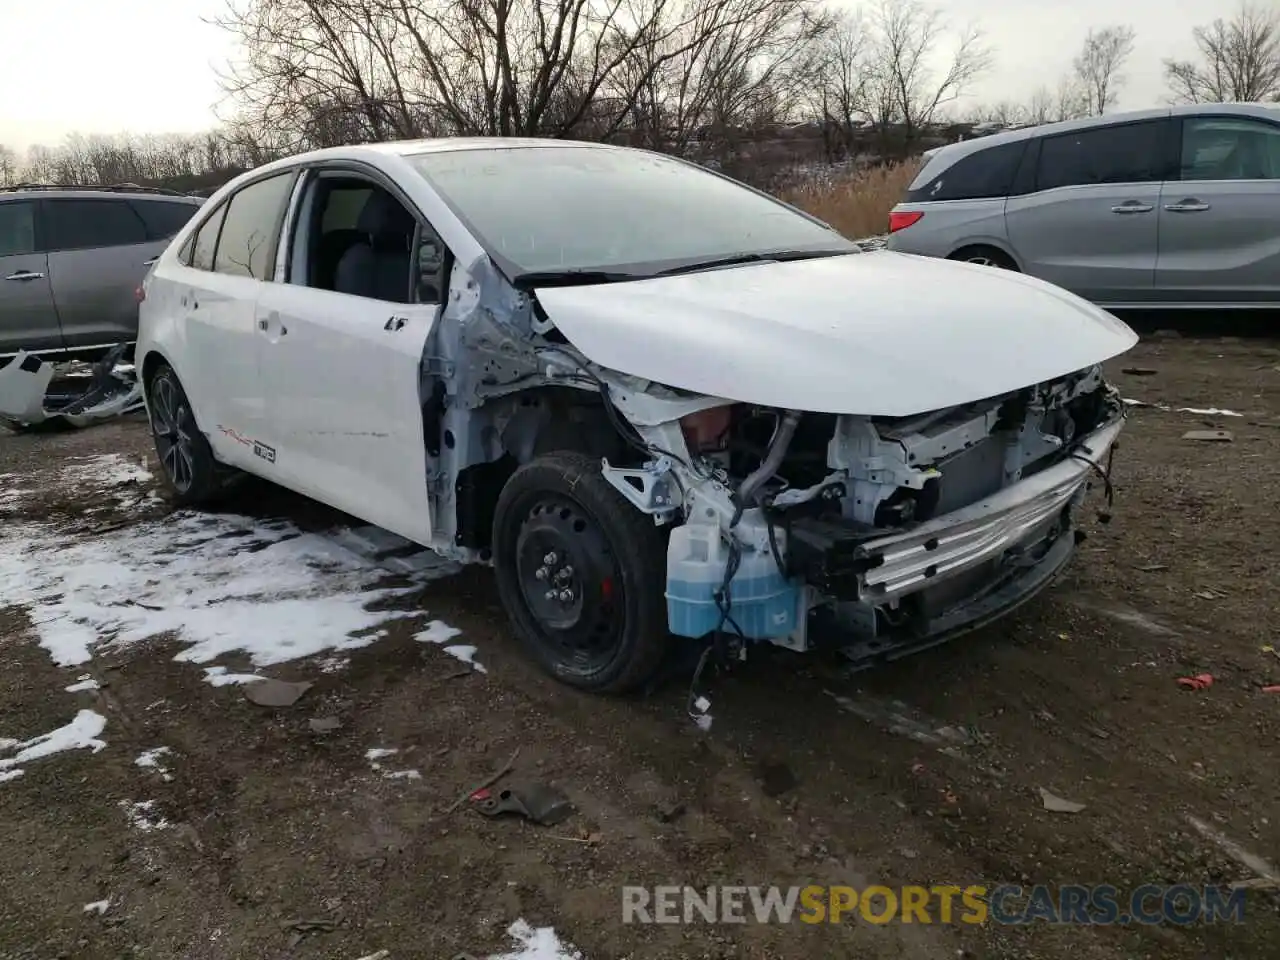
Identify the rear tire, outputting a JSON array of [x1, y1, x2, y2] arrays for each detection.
[[949, 246, 1019, 271], [145, 364, 229, 506], [492, 451, 670, 694]]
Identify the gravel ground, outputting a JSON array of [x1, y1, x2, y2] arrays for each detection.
[[0, 333, 1278, 959]]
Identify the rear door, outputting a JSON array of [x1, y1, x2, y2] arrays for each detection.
[[42, 197, 152, 348], [1005, 117, 1171, 305], [1154, 114, 1280, 305], [175, 171, 298, 468], [0, 199, 60, 355]]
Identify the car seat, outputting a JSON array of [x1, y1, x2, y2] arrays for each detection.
[[333, 191, 415, 302]]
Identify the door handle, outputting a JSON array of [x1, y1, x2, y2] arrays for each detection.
[[4, 271, 44, 281], [1163, 200, 1210, 212], [1110, 202, 1154, 214], [143, 256, 159, 266]]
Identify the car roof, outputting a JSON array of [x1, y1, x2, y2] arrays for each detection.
[[0, 185, 203, 202], [927, 102, 1280, 167]]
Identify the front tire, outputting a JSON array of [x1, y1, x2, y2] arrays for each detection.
[[492, 451, 670, 694], [146, 364, 227, 506]]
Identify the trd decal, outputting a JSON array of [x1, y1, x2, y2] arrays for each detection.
[[253, 440, 277, 463], [218, 425, 252, 446]]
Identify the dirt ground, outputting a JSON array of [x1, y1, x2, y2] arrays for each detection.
[[1, 332, 1278, 959]]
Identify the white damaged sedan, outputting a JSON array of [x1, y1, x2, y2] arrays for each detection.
[[137, 138, 1137, 693]]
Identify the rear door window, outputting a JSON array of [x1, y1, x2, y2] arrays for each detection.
[[0, 201, 36, 256], [130, 199, 202, 241], [212, 172, 297, 280], [906, 141, 1027, 202], [1035, 121, 1164, 190], [42, 198, 148, 251], [1179, 116, 1280, 180], [189, 203, 227, 272]]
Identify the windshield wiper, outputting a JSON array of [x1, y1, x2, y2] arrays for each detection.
[[513, 269, 643, 289], [654, 248, 854, 277]]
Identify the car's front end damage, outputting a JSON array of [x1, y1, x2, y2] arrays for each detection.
[[584, 361, 1124, 666]]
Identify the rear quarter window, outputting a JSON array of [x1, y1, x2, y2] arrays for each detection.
[[1035, 121, 1164, 190], [130, 199, 201, 241], [906, 141, 1027, 202]]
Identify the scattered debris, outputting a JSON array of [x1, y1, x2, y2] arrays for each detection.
[[484, 918, 583, 960], [120, 799, 170, 832], [309, 715, 342, 734], [83, 899, 111, 916], [354, 952, 391, 960], [754, 760, 799, 797], [1261, 685, 1280, 694], [654, 800, 686, 824], [384, 769, 422, 780], [1177, 673, 1215, 690], [243, 678, 313, 707], [447, 747, 520, 814], [416, 621, 487, 674], [0, 347, 143, 431], [689, 694, 713, 732], [1183, 429, 1233, 442], [1039, 787, 1087, 814], [283, 917, 338, 949], [472, 783, 575, 826], [65, 675, 100, 692], [1134, 563, 1168, 573], [1260, 645, 1280, 664], [1121, 367, 1157, 376], [1193, 589, 1227, 600], [1186, 815, 1280, 884]]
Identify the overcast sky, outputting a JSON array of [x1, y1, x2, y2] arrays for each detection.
[[0, 0, 1236, 153]]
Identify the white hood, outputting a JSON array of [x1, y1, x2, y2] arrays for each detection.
[[533, 251, 1138, 417]]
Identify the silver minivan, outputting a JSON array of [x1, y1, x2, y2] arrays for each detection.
[[1, 186, 204, 361], [885, 102, 1280, 309]]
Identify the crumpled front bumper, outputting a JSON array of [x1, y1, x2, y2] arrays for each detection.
[[857, 415, 1122, 604]]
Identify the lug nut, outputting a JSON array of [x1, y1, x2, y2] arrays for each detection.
[[543, 551, 559, 565], [535, 566, 548, 580], [557, 589, 574, 602]]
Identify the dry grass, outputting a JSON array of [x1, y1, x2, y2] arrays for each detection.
[[779, 159, 922, 240]]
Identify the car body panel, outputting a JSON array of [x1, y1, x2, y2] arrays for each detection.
[[253, 283, 438, 545], [1004, 183, 1160, 303], [0, 251, 61, 353], [534, 250, 1138, 417], [48, 237, 169, 348], [887, 102, 1280, 309]]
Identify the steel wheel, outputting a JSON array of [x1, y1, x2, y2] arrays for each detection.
[[513, 494, 626, 672], [150, 373, 196, 493]]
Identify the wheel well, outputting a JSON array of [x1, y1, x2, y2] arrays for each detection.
[[948, 244, 1018, 269], [453, 386, 635, 552], [139, 350, 169, 391]]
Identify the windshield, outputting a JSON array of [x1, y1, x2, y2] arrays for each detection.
[[407, 145, 855, 283]]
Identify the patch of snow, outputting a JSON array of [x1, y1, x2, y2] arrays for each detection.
[[120, 799, 170, 832], [317, 655, 349, 674], [83, 899, 110, 916], [0, 770, 23, 783], [135, 747, 174, 781], [416, 620, 486, 673], [62, 454, 152, 488], [202, 666, 267, 687], [384, 769, 421, 780], [65, 675, 99, 692], [489, 919, 583, 960], [0, 709, 107, 781], [0, 509, 424, 669], [1176, 406, 1241, 417], [365, 747, 398, 761]]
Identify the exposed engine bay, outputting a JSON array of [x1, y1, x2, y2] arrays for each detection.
[[575, 357, 1124, 666]]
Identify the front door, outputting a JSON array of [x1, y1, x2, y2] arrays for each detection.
[[0, 200, 61, 355], [1154, 114, 1280, 305], [1005, 118, 1169, 305], [254, 283, 438, 545]]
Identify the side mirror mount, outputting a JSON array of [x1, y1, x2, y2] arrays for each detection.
[[415, 235, 446, 304]]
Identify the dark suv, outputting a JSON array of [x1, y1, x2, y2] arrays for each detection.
[[0, 185, 204, 361]]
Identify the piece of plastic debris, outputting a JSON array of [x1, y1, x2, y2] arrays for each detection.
[[472, 783, 576, 826], [1260, 645, 1280, 663], [1261, 685, 1280, 694], [354, 951, 391, 960], [1121, 367, 1157, 376], [1177, 407, 1242, 417], [0, 346, 143, 430], [309, 715, 341, 733], [1134, 563, 1168, 572], [1183, 429, 1233, 442], [243, 678, 313, 707], [1177, 673, 1215, 690], [1039, 787, 1086, 813], [83, 899, 110, 916]]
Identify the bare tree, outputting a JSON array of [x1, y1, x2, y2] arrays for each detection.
[[1164, 3, 1280, 103], [0, 145, 18, 186], [1072, 25, 1136, 115], [860, 0, 991, 154], [804, 9, 868, 159]]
